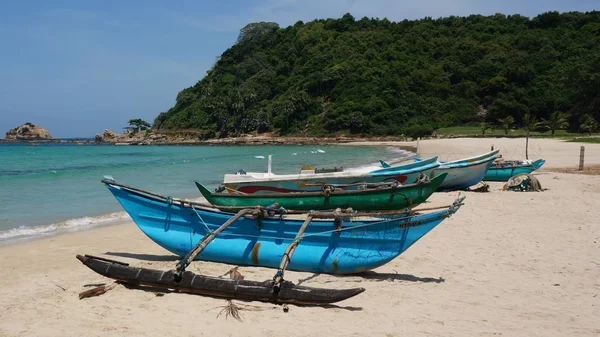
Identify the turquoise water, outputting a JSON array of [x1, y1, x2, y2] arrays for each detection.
[[0, 143, 407, 243]]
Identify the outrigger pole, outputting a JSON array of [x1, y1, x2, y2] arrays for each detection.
[[175, 208, 252, 281], [272, 214, 314, 293]]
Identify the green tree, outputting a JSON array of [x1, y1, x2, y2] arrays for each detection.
[[128, 119, 152, 132], [541, 111, 570, 136], [499, 116, 514, 135], [580, 115, 598, 136], [480, 122, 493, 135], [522, 113, 543, 159], [150, 12, 600, 139]]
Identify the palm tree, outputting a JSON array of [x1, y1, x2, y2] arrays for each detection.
[[499, 116, 514, 135], [580, 115, 598, 136], [522, 112, 543, 159], [480, 122, 492, 135], [541, 111, 570, 136]]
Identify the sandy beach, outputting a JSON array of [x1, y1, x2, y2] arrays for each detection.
[[1, 137, 599, 337]]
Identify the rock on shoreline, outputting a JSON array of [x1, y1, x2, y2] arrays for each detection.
[[93, 129, 414, 146], [4, 123, 53, 140]]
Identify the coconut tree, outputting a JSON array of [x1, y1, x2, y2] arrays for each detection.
[[580, 115, 598, 136], [541, 111, 570, 136], [499, 116, 514, 135], [522, 112, 543, 160]]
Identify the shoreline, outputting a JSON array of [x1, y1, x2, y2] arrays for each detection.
[[2, 137, 599, 248], [2, 133, 595, 146], [0, 213, 131, 248]]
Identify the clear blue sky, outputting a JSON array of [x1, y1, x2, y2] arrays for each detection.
[[1, 0, 598, 138]]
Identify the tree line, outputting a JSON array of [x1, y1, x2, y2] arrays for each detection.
[[152, 12, 600, 139]]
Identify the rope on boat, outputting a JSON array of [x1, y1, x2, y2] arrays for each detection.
[[191, 204, 213, 234], [186, 213, 413, 242], [175, 208, 252, 280], [165, 192, 463, 242], [195, 203, 462, 242]]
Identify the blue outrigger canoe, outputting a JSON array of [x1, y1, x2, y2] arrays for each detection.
[[102, 179, 464, 275], [483, 159, 545, 182], [383, 150, 500, 191]]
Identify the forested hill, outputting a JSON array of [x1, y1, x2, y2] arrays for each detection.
[[153, 12, 600, 138]]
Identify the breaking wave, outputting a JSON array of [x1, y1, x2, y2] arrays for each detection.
[[0, 212, 129, 244]]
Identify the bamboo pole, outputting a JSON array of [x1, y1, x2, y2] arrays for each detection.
[[273, 215, 313, 292], [175, 208, 251, 279]]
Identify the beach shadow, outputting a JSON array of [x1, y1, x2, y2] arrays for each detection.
[[353, 271, 445, 283], [117, 282, 362, 310], [104, 251, 179, 262], [297, 273, 321, 286], [298, 271, 444, 285], [318, 304, 363, 311], [228, 298, 362, 311], [119, 282, 174, 294], [83, 283, 107, 287]]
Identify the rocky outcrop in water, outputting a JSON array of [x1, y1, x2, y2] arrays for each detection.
[[95, 129, 118, 142], [4, 123, 53, 140]]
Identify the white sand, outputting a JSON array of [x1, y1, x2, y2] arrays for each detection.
[[1, 138, 599, 337], [347, 137, 600, 168]]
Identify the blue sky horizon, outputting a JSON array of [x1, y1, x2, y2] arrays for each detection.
[[1, 1, 599, 138]]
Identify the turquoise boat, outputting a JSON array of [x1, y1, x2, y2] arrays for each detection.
[[483, 159, 545, 182], [102, 179, 465, 274], [197, 173, 447, 211], [384, 150, 500, 191]]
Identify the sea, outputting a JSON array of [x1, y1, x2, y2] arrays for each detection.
[[0, 143, 410, 245]]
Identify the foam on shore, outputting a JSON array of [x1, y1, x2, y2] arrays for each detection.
[[0, 212, 129, 246]]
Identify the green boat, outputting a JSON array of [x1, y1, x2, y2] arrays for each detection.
[[196, 173, 447, 211]]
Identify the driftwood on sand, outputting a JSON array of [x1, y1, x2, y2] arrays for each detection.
[[79, 284, 116, 300]]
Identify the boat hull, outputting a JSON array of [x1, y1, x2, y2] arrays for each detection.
[[412, 151, 499, 191], [223, 157, 439, 194], [198, 173, 446, 211], [483, 159, 545, 181], [433, 160, 494, 191], [105, 183, 461, 274]]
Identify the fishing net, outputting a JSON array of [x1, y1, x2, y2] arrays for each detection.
[[503, 173, 543, 192], [468, 182, 490, 192]]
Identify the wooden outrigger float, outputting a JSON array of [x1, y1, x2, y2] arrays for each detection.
[[76, 254, 365, 305]]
